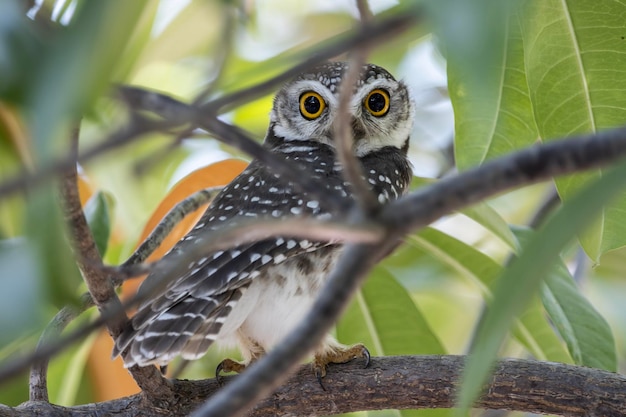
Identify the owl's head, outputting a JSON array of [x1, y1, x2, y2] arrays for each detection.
[[268, 62, 415, 157]]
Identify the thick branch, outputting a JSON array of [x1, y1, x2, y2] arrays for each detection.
[[7, 357, 626, 417]]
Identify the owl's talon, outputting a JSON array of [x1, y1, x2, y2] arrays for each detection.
[[315, 367, 327, 391], [312, 343, 369, 390], [362, 346, 371, 369], [216, 358, 247, 385]]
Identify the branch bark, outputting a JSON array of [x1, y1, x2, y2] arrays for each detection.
[[7, 356, 626, 417]]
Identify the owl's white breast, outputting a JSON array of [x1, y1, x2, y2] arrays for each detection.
[[215, 248, 340, 360]]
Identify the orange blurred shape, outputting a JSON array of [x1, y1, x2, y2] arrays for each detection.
[[87, 159, 247, 401]]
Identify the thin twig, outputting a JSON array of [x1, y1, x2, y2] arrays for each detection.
[[333, 52, 380, 214], [528, 185, 560, 229], [28, 293, 94, 402], [356, 0, 374, 22], [331, 0, 381, 216], [105, 217, 383, 283], [132, 126, 195, 176], [119, 187, 221, 276], [59, 126, 126, 335]]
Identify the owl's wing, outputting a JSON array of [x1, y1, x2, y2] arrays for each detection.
[[114, 155, 337, 366]]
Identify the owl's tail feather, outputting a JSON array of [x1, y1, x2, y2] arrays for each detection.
[[180, 288, 244, 360], [113, 290, 239, 368]]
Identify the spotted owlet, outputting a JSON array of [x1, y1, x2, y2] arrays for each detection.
[[114, 62, 414, 381]]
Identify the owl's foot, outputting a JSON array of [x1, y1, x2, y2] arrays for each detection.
[[215, 358, 247, 384], [312, 343, 370, 390]]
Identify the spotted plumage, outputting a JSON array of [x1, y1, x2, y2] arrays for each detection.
[[114, 62, 414, 375]]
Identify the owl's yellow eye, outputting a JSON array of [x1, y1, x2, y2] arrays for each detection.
[[299, 91, 326, 120], [364, 89, 390, 117]]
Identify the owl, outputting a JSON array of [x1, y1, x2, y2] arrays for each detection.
[[113, 62, 415, 381]]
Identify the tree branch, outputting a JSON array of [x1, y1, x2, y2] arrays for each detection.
[[58, 125, 173, 400], [8, 357, 626, 416]]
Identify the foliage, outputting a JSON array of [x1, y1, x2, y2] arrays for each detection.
[[0, 0, 626, 416]]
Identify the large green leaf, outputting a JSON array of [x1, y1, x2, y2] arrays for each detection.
[[455, 160, 626, 416], [513, 227, 617, 371], [408, 227, 570, 363], [24, 1, 148, 308], [520, 0, 626, 260], [450, 8, 538, 171], [337, 267, 445, 357]]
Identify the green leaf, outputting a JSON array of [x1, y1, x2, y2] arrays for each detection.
[[520, 0, 626, 260], [455, 160, 626, 416], [337, 266, 446, 357], [83, 191, 112, 257], [541, 265, 617, 371], [512, 227, 617, 370], [450, 8, 538, 171], [408, 227, 570, 363]]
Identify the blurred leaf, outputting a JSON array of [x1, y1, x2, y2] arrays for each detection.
[[0, 0, 45, 102], [450, 8, 538, 171], [520, 0, 626, 260], [430, 0, 514, 98], [0, 238, 47, 345], [409, 227, 499, 291], [541, 265, 617, 371], [29, 1, 148, 160], [337, 267, 446, 357], [26, 190, 82, 307], [455, 161, 626, 416], [461, 202, 519, 250], [51, 332, 96, 406], [136, 1, 222, 68], [83, 191, 113, 257]]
